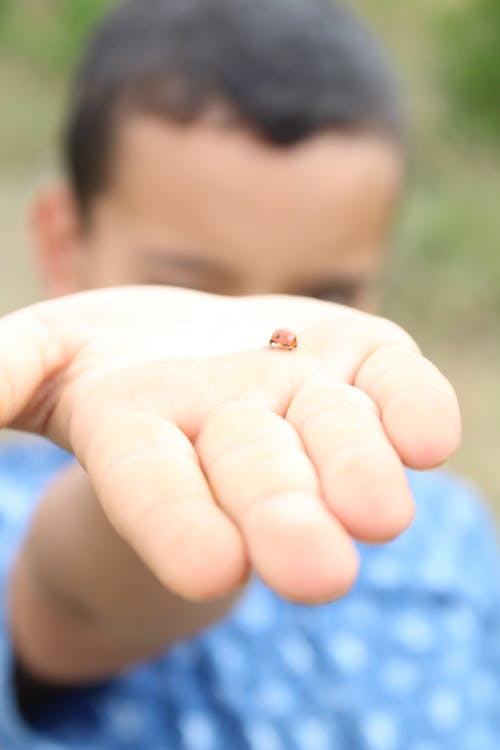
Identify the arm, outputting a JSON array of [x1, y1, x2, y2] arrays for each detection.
[[0, 287, 460, 687], [8, 462, 244, 685]]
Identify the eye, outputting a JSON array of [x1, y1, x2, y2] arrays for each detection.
[[308, 284, 361, 307], [141, 277, 219, 295]]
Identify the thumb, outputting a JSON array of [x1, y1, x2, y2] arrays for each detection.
[[0, 305, 73, 432]]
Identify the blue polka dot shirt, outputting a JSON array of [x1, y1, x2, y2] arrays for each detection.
[[0, 436, 499, 750]]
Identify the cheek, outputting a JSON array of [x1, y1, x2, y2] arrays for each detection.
[[80, 203, 142, 287], [355, 287, 379, 313], [75, 239, 138, 289]]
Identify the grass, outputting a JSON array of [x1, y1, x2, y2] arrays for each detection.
[[1, 1, 500, 511]]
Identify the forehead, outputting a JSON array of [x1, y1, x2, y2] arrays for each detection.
[[101, 116, 403, 278]]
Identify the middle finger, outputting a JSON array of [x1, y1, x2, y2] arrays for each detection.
[[196, 400, 359, 603]]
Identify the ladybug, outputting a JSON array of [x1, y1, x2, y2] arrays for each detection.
[[269, 328, 298, 350]]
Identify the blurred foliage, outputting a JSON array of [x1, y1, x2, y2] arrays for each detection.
[[0, 0, 110, 165], [438, 0, 500, 142], [0, 0, 109, 70]]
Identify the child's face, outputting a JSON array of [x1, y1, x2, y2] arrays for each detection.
[[33, 115, 403, 310]]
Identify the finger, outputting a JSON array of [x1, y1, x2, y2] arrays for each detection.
[[82, 411, 248, 601], [354, 346, 461, 469], [196, 400, 359, 603], [286, 378, 414, 543]]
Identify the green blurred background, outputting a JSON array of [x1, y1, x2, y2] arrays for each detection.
[[1, 0, 500, 511]]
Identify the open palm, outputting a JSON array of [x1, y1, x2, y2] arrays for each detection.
[[0, 286, 460, 604]]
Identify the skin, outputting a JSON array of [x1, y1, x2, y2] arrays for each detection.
[[4, 117, 460, 685], [33, 118, 401, 302]]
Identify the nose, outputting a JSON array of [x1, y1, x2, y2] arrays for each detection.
[[235, 278, 291, 299]]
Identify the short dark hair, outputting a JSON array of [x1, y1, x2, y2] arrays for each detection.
[[64, 0, 405, 214]]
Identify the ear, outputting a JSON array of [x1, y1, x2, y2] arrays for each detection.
[[31, 183, 85, 297]]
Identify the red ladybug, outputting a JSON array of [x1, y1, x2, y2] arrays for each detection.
[[269, 328, 298, 350]]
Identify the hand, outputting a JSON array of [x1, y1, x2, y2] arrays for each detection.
[[0, 286, 460, 604]]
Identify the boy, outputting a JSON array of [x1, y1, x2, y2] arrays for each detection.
[[0, 0, 498, 748]]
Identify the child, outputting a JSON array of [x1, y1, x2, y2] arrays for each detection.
[[0, 0, 498, 748]]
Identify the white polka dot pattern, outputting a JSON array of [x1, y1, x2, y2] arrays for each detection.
[[293, 717, 331, 750], [394, 613, 435, 652], [362, 711, 399, 750], [426, 688, 462, 731], [178, 712, 216, 750], [0, 445, 499, 749], [278, 633, 315, 673], [327, 631, 368, 673], [245, 722, 284, 750]]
